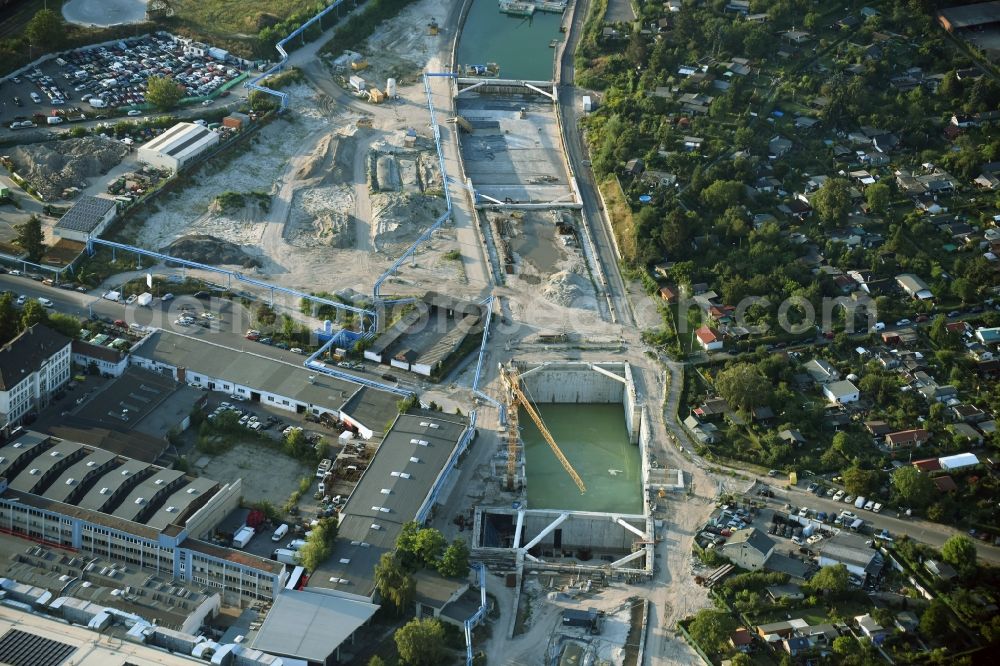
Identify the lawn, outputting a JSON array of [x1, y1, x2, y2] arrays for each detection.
[[165, 0, 321, 39], [749, 600, 871, 628]]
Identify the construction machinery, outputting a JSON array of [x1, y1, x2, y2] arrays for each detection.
[[500, 364, 587, 494], [427, 19, 439, 35]]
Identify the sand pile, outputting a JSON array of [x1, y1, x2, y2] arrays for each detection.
[[288, 185, 355, 249], [371, 191, 446, 247], [10, 137, 129, 200]]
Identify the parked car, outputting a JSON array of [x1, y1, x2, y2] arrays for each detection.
[[833, 490, 845, 502], [37, 297, 53, 307]]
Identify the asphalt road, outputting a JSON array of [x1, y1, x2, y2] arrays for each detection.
[[557, 0, 634, 327], [741, 472, 1000, 565]]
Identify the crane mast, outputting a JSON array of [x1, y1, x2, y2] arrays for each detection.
[[501, 364, 587, 494]]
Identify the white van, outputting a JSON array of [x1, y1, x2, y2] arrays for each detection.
[[271, 523, 289, 542], [286, 539, 307, 551], [46, 116, 63, 125]]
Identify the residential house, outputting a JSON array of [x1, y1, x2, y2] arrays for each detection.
[[684, 415, 719, 444], [912, 458, 942, 473], [730, 628, 754, 653], [950, 422, 984, 445], [865, 420, 893, 438], [783, 636, 812, 657], [895, 611, 920, 633], [756, 620, 795, 639], [783, 30, 811, 44], [766, 584, 804, 602], [856, 614, 886, 643], [823, 380, 860, 405], [624, 158, 644, 177], [694, 397, 730, 422], [695, 326, 723, 351], [918, 384, 958, 403], [658, 286, 678, 304], [768, 136, 793, 159], [939, 452, 979, 471], [933, 475, 958, 493], [924, 559, 958, 582], [804, 358, 840, 384], [721, 528, 775, 571], [885, 428, 931, 449], [778, 429, 807, 446], [975, 327, 1000, 346], [953, 404, 988, 423], [0, 325, 73, 426]]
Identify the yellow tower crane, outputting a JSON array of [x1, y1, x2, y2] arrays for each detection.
[[500, 364, 587, 494]]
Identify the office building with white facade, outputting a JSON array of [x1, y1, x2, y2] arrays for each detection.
[[0, 325, 72, 427]]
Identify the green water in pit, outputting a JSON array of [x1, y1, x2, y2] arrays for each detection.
[[456, 0, 565, 81], [520, 403, 642, 514]]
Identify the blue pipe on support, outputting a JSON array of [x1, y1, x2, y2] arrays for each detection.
[[244, 0, 349, 111]]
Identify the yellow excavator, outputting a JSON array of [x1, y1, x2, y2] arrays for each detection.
[[501, 364, 587, 494]]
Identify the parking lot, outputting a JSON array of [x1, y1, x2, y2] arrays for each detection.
[[1, 33, 242, 127]]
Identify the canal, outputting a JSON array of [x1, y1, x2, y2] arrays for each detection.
[[521, 403, 643, 514], [456, 0, 566, 81]]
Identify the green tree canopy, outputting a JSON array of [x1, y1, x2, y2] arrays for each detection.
[[687, 609, 736, 654], [0, 293, 19, 346], [14, 215, 45, 263], [394, 617, 446, 666], [26, 9, 64, 51], [807, 564, 850, 596], [919, 599, 950, 637], [940, 534, 977, 575], [297, 517, 337, 570], [146, 76, 186, 111], [437, 538, 470, 578], [714, 362, 772, 412], [865, 182, 891, 215], [891, 466, 935, 510], [374, 552, 415, 614], [812, 177, 851, 226], [699, 179, 744, 212], [842, 464, 880, 497], [21, 299, 49, 330]]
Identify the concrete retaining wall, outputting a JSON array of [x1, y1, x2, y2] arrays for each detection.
[[520, 362, 625, 403], [520, 512, 642, 551]]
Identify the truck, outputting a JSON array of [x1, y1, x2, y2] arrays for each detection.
[[231, 526, 255, 549], [136, 292, 153, 307], [854, 496, 866, 509], [272, 548, 300, 565], [582, 95, 593, 112]]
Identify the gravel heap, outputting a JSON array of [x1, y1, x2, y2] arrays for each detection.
[[9, 137, 129, 200]]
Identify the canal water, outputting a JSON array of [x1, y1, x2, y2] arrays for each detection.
[[456, 0, 565, 81], [520, 403, 643, 514]]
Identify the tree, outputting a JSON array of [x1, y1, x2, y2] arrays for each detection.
[[394, 617, 446, 666], [20, 299, 49, 329], [283, 428, 313, 460], [832, 635, 859, 656], [951, 277, 977, 305], [812, 178, 851, 226], [0, 293, 19, 346], [25, 9, 64, 51], [47, 312, 82, 338], [941, 534, 977, 575], [699, 180, 744, 212], [687, 610, 736, 654], [891, 466, 935, 509], [920, 599, 950, 637], [437, 539, 470, 578], [14, 215, 45, 262], [842, 464, 880, 497], [297, 518, 336, 570], [367, 657, 387, 666], [146, 76, 186, 111], [808, 564, 850, 596], [414, 527, 447, 566], [865, 182, 891, 215], [374, 553, 415, 614], [714, 363, 772, 412]]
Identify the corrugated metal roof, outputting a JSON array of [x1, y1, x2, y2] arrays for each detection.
[[251, 590, 379, 661]]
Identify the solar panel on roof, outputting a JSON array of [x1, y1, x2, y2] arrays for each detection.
[[165, 126, 211, 156], [0, 629, 76, 666]]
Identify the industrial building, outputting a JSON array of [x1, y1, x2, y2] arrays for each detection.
[[938, 1, 1000, 32], [52, 195, 118, 243], [0, 325, 72, 427], [43, 367, 205, 464], [312, 411, 473, 598], [365, 292, 486, 377], [131, 329, 398, 438], [137, 122, 220, 172], [0, 429, 285, 605]]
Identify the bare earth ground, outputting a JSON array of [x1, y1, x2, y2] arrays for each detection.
[[194, 442, 311, 506]]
